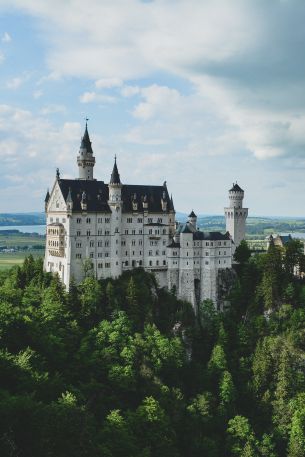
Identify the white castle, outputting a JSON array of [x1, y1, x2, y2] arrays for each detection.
[[44, 124, 248, 310]]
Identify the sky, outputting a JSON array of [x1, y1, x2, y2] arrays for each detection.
[[0, 0, 305, 216]]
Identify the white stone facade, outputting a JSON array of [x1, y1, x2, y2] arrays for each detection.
[[44, 126, 248, 310]]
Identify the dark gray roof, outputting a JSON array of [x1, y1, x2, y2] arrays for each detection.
[[277, 234, 292, 244], [57, 179, 175, 213], [58, 179, 111, 212], [80, 124, 93, 154], [193, 231, 231, 241], [45, 190, 50, 202], [110, 157, 121, 185], [181, 224, 193, 234], [230, 182, 243, 192], [188, 210, 197, 218], [121, 184, 174, 213]]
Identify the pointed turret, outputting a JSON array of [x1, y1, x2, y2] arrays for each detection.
[[44, 189, 50, 212], [77, 121, 96, 180], [110, 156, 121, 185], [80, 122, 93, 154], [188, 210, 197, 228]]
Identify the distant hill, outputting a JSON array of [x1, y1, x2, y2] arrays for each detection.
[[2, 212, 305, 238], [0, 213, 46, 226]]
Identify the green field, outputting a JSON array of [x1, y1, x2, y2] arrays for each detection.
[[0, 250, 44, 271]]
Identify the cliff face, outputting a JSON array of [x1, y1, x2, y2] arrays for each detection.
[[217, 267, 237, 310]]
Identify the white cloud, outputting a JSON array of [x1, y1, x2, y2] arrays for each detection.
[[95, 77, 122, 89], [2, 32, 11, 42], [6, 76, 25, 89], [40, 104, 66, 115], [79, 91, 116, 104], [0, 51, 5, 64], [33, 89, 43, 99], [121, 85, 140, 97]]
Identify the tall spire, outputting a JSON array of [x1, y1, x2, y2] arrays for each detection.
[[80, 121, 93, 154], [77, 121, 95, 180], [110, 155, 121, 185]]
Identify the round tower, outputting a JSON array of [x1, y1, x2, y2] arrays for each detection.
[[77, 122, 95, 180], [224, 182, 248, 250]]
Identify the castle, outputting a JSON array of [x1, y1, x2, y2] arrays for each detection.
[[44, 124, 248, 310]]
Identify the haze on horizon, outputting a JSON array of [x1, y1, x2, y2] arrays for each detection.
[[1, 0, 305, 217]]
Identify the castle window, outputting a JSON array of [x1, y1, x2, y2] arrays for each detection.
[[98, 241, 102, 247], [125, 251, 128, 256], [219, 251, 221, 255], [87, 230, 90, 236], [187, 242, 188, 246], [224, 242, 227, 246], [76, 253, 82, 259], [105, 263, 110, 268], [116, 250, 118, 255], [132, 260, 136, 266], [105, 241, 109, 247], [139, 229, 143, 235], [206, 242, 209, 246], [90, 252, 94, 258], [149, 260, 152, 266], [162, 250, 165, 255], [90, 241, 94, 247], [105, 252, 109, 257], [206, 252, 209, 256], [211, 242, 213, 246], [125, 261, 129, 266], [77, 231, 81, 236], [127, 218, 133, 223], [149, 250, 152, 256], [155, 229, 159, 235], [156, 250, 159, 256], [224, 251, 226, 255], [205, 261, 209, 265], [122, 241, 126, 246], [219, 260, 221, 264], [132, 240, 136, 246], [148, 218, 152, 223], [139, 240, 143, 245], [105, 230, 110, 235], [132, 229, 136, 235], [76, 242, 81, 248], [137, 218, 143, 223], [98, 230, 102, 235], [115, 228, 119, 233], [56, 218, 59, 223], [187, 262, 188, 265], [62, 218, 66, 223], [163, 229, 166, 235], [149, 229, 152, 235], [98, 263, 103, 268], [86, 218, 91, 223], [218, 242, 221, 246], [156, 260, 159, 266], [163, 260, 166, 265], [50, 217, 53, 222], [77, 218, 81, 223], [140, 251, 142, 255], [125, 229, 129, 235], [224, 260, 226, 264], [132, 251, 135, 255], [98, 253, 102, 258], [139, 260, 142, 266], [105, 218, 110, 223], [98, 218, 102, 223]]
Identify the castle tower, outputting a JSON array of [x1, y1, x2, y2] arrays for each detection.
[[224, 182, 248, 250], [108, 156, 122, 278], [77, 122, 96, 180], [188, 210, 197, 229]]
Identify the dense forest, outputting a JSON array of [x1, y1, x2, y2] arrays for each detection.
[[1, 240, 305, 456]]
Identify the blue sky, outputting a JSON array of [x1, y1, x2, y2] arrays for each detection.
[[1, 0, 305, 216]]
